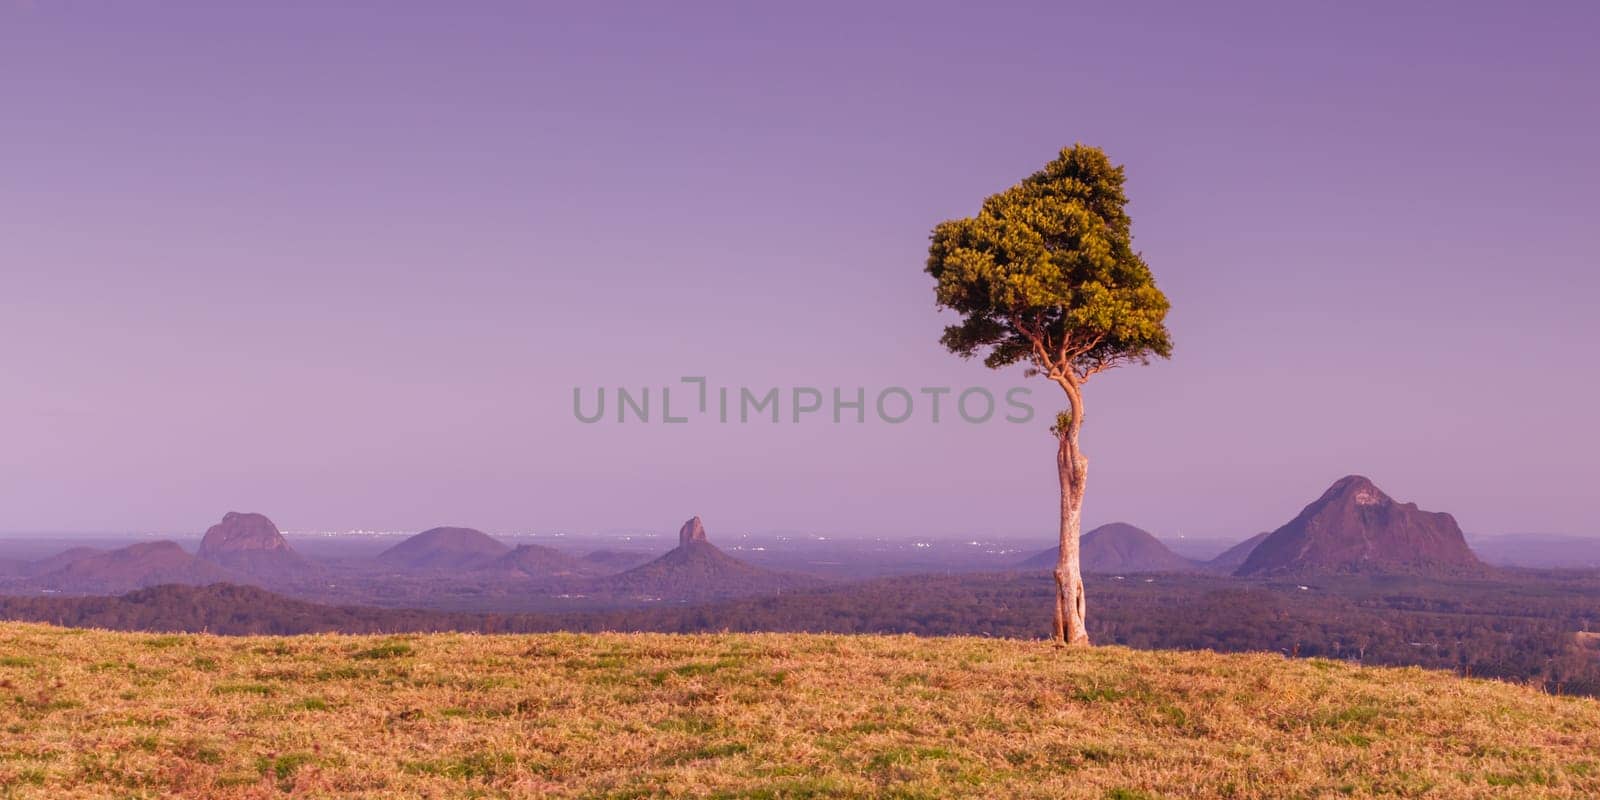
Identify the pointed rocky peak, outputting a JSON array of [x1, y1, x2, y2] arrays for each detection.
[[679, 516, 707, 547], [199, 512, 290, 556], [1236, 475, 1483, 577]]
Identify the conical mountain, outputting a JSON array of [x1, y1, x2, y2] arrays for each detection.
[[376, 527, 512, 570], [1022, 523, 1198, 573], [1235, 476, 1484, 577], [594, 517, 821, 601]]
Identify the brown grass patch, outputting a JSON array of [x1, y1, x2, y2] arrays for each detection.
[[0, 623, 1595, 797]]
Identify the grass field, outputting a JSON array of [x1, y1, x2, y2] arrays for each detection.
[[0, 623, 1597, 798]]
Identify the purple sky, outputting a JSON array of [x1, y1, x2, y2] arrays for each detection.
[[4, 2, 1597, 540]]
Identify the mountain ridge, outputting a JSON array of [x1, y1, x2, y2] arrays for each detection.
[[27, 541, 234, 594]]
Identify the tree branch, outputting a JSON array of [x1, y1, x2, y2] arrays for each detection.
[[1015, 313, 1060, 378]]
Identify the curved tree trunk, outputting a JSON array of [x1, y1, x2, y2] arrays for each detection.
[[1052, 431, 1090, 645], [1050, 370, 1090, 646]]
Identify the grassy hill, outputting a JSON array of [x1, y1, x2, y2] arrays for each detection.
[[0, 624, 1596, 798]]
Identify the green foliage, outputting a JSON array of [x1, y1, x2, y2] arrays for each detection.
[[351, 642, 412, 660], [926, 144, 1171, 380], [257, 752, 316, 790]]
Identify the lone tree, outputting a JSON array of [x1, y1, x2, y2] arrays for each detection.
[[925, 145, 1172, 645]]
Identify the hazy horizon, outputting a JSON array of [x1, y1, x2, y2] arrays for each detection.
[[6, 3, 1598, 538], [1, 514, 1594, 545]]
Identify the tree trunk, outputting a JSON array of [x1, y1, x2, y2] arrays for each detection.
[[1052, 429, 1090, 646]]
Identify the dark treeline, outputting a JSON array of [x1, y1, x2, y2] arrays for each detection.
[[3, 570, 1598, 696]]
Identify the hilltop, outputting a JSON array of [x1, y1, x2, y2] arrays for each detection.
[[0, 623, 1596, 798], [375, 527, 512, 570], [1023, 523, 1197, 573]]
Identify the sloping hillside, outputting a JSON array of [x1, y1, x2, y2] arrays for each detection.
[[0, 624, 1596, 798], [1204, 531, 1270, 573]]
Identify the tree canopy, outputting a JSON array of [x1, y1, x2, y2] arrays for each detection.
[[925, 145, 1172, 384]]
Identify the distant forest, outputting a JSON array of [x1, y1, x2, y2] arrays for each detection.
[[4, 570, 1599, 697]]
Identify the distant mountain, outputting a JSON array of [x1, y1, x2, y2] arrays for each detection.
[[1236, 476, 1486, 577], [375, 527, 511, 570], [1022, 523, 1199, 573], [20, 546, 105, 577], [30, 541, 233, 594], [1204, 532, 1271, 574], [197, 512, 308, 577], [482, 544, 597, 579], [593, 517, 823, 601]]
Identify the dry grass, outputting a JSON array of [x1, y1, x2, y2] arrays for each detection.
[[0, 623, 1597, 798]]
